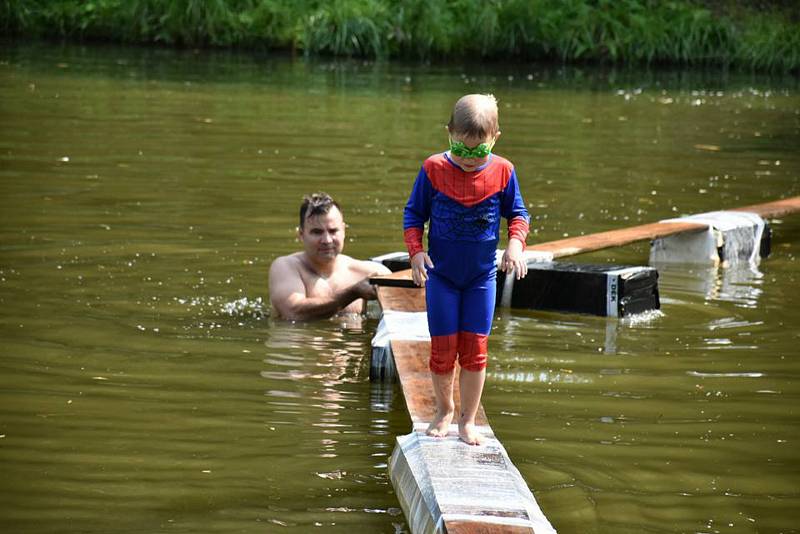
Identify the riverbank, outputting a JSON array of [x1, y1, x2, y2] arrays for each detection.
[[2, 0, 798, 71]]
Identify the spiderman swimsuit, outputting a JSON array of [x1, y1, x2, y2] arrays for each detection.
[[403, 152, 530, 374]]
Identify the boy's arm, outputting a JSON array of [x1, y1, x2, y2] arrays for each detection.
[[500, 168, 530, 248], [500, 168, 530, 279], [403, 167, 433, 257]]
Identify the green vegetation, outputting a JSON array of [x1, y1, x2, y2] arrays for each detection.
[[2, 0, 798, 70]]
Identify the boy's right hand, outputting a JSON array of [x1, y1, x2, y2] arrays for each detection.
[[411, 252, 434, 287]]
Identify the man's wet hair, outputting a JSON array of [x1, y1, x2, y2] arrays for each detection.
[[447, 93, 499, 140], [299, 192, 341, 229]]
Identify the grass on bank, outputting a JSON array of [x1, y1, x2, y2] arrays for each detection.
[[1, 0, 798, 71]]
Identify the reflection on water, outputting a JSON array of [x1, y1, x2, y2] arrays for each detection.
[[263, 317, 371, 386], [258, 318, 408, 531], [1, 42, 798, 533], [656, 262, 765, 309], [486, 244, 799, 533]]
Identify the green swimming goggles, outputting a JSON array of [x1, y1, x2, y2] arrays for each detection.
[[448, 136, 495, 159]]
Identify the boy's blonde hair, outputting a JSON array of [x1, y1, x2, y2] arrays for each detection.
[[447, 94, 499, 140]]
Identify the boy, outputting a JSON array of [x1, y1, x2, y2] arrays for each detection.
[[403, 94, 530, 445]]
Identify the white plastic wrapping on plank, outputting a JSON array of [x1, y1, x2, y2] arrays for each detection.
[[372, 311, 430, 345], [389, 427, 557, 534], [370, 311, 429, 381], [651, 211, 765, 267], [370, 320, 396, 381], [371, 314, 392, 350]]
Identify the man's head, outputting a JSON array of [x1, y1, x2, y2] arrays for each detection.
[[298, 192, 345, 263], [447, 94, 501, 172], [299, 192, 341, 230]]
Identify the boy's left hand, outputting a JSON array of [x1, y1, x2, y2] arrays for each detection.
[[500, 239, 528, 279]]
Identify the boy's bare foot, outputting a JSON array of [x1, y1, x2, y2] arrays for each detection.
[[458, 421, 484, 445], [426, 410, 454, 438]]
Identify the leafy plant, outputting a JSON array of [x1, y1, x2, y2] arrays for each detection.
[[2, 0, 798, 71]]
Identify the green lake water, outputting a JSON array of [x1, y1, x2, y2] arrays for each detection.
[[1, 43, 799, 533]]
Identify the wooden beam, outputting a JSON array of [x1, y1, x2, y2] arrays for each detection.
[[527, 196, 800, 260], [375, 285, 488, 425], [376, 283, 425, 312], [389, 339, 489, 426], [377, 285, 556, 533], [527, 221, 707, 258], [370, 197, 800, 286], [730, 196, 800, 218]]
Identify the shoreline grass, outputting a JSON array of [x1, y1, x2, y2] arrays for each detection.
[[2, 0, 798, 71]]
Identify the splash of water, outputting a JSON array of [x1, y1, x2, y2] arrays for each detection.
[[221, 297, 268, 319], [621, 309, 665, 326]]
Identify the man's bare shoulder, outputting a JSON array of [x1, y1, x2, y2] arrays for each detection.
[[269, 253, 307, 281], [271, 252, 303, 268]]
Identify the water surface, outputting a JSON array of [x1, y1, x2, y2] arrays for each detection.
[[1, 43, 799, 533]]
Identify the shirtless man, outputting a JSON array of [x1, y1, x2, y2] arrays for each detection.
[[269, 193, 391, 321]]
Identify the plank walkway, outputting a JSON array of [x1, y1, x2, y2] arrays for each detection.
[[376, 196, 800, 533], [379, 285, 556, 533]]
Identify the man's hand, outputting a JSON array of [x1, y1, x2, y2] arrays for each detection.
[[411, 251, 434, 287], [500, 239, 527, 280], [352, 277, 379, 300]]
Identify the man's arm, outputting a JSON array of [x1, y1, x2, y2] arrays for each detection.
[[356, 260, 392, 279], [268, 257, 378, 321]]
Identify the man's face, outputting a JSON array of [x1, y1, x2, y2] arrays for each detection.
[[298, 206, 345, 262]]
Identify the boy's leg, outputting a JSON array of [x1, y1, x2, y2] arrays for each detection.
[[458, 361, 486, 445], [425, 273, 460, 437], [428, 360, 455, 438], [457, 271, 496, 445]]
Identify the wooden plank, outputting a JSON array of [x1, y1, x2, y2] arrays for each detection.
[[389, 339, 437, 425], [367, 197, 800, 272], [390, 339, 488, 426], [446, 522, 539, 534], [526, 196, 800, 260], [527, 221, 708, 258], [378, 286, 556, 533], [730, 196, 800, 218], [389, 428, 550, 534], [376, 285, 425, 312], [371, 276, 418, 289], [373, 269, 419, 287]]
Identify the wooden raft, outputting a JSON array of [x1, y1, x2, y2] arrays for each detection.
[[379, 282, 556, 534]]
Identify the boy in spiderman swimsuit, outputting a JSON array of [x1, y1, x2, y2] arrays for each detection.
[[403, 94, 530, 445]]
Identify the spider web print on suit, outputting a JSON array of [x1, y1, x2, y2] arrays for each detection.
[[431, 193, 500, 242]]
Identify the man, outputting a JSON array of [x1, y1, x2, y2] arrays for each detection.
[[269, 192, 391, 321]]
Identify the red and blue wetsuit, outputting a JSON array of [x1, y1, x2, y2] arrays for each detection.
[[403, 152, 530, 374]]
